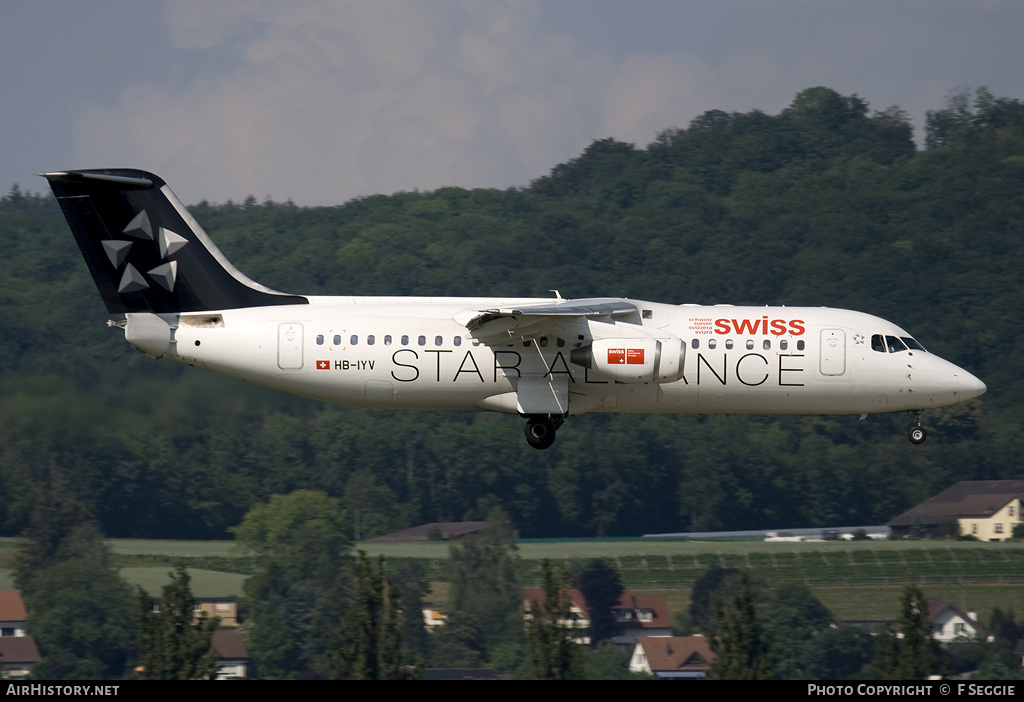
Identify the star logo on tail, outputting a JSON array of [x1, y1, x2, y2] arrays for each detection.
[[102, 210, 189, 293]]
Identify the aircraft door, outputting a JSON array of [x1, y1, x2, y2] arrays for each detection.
[[278, 323, 304, 370], [819, 329, 846, 376]]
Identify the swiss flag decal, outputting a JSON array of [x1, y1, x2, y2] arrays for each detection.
[[607, 348, 645, 365], [316, 360, 330, 370]]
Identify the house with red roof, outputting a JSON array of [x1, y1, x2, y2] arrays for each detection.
[[0, 591, 40, 679], [629, 636, 715, 679], [0, 591, 28, 638], [522, 586, 672, 647]]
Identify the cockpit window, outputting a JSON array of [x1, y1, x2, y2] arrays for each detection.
[[873, 333, 925, 353], [885, 335, 908, 353]]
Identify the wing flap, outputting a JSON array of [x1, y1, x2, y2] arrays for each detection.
[[458, 298, 640, 343]]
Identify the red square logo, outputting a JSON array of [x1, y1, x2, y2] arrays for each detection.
[[626, 348, 645, 364], [607, 348, 626, 364], [316, 360, 330, 370]]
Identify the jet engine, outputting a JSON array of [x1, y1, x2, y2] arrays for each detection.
[[569, 337, 685, 383]]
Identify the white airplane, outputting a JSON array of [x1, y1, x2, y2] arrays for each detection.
[[43, 169, 986, 449]]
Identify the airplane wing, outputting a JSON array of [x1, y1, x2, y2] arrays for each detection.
[[456, 297, 641, 343]]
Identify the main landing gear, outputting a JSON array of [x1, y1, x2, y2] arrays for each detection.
[[908, 411, 927, 445], [524, 415, 565, 450]]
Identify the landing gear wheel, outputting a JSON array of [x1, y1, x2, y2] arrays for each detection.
[[524, 417, 557, 450], [908, 425, 927, 445], [907, 410, 927, 445]]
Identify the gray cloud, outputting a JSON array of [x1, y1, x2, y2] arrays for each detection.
[[3, 0, 1017, 205]]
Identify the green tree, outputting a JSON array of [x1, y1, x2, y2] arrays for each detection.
[[574, 559, 624, 647], [708, 571, 775, 680], [444, 507, 523, 665], [135, 565, 219, 680], [871, 586, 936, 680], [14, 493, 105, 591], [761, 583, 834, 679], [872, 624, 901, 680], [394, 560, 431, 663], [17, 493, 136, 680], [689, 566, 741, 633], [896, 585, 934, 680], [232, 490, 351, 677], [331, 551, 413, 680], [526, 560, 583, 680], [803, 626, 875, 680], [27, 559, 136, 680]]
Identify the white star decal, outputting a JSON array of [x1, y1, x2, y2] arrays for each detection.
[[104, 209, 189, 293]]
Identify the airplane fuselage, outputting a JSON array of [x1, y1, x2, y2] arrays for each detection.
[[150, 298, 981, 419], [43, 168, 986, 449]]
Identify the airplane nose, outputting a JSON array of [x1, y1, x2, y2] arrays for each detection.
[[955, 369, 986, 401]]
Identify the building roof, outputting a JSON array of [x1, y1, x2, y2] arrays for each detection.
[[523, 586, 585, 611], [635, 636, 714, 673], [367, 522, 486, 542], [888, 480, 1024, 527], [617, 593, 672, 630], [212, 629, 249, 660], [0, 591, 28, 622], [0, 637, 41, 664], [522, 587, 671, 630]]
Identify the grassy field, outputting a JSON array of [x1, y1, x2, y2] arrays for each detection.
[[2, 536, 1022, 626]]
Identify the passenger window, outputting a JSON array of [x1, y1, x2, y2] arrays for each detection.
[[384, 335, 392, 346], [745, 340, 754, 350], [692, 339, 699, 349], [725, 339, 734, 350], [401, 335, 409, 345], [557, 338, 565, 348], [871, 334, 886, 353], [642, 309, 653, 319], [367, 335, 375, 345], [797, 340, 805, 351], [333, 335, 342, 346], [763, 340, 771, 350], [454, 337, 462, 347], [316, 334, 324, 345], [434, 335, 442, 346], [540, 337, 549, 347], [418, 335, 426, 346], [350, 335, 358, 345], [780, 340, 788, 351], [708, 339, 717, 350]]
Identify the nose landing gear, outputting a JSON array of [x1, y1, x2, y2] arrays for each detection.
[[524, 415, 565, 450], [908, 411, 927, 444]]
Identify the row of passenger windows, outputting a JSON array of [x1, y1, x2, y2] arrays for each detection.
[[316, 334, 473, 347], [316, 333, 808, 351], [315, 334, 574, 349], [871, 334, 926, 354], [691, 338, 804, 351]]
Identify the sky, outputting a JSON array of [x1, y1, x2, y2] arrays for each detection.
[[3, 0, 1024, 206]]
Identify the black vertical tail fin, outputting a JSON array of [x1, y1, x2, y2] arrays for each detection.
[[43, 169, 307, 314]]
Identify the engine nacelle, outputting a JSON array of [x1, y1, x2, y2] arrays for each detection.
[[570, 337, 685, 383]]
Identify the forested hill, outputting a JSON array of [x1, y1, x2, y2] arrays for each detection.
[[1, 87, 1022, 540]]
